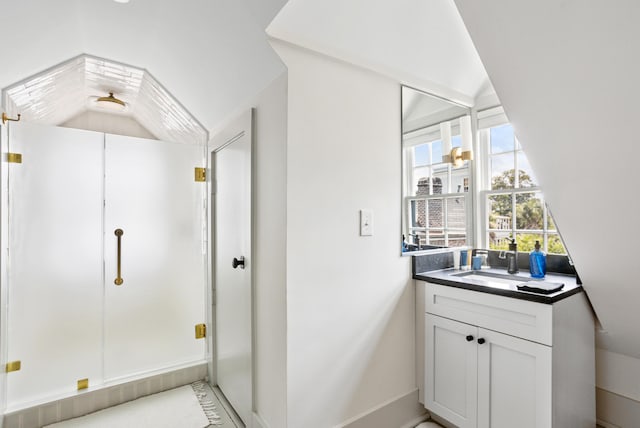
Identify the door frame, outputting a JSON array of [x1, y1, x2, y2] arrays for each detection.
[[207, 109, 255, 425], [0, 122, 9, 419]]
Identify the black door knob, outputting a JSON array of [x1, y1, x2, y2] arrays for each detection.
[[466, 335, 474, 342], [477, 338, 486, 345], [232, 256, 245, 269]]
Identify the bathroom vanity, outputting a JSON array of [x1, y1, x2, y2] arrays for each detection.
[[415, 269, 595, 428]]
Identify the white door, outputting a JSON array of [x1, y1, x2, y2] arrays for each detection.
[[5, 123, 105, 407], [425, 314, 478, 428], [211, 110, 253, 425], [477, 328, 552, 428], [103, 134, 207, 380]]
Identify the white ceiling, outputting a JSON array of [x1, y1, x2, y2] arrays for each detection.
[[240, 0, 291, 29], [1, 0, 490, 136], [267, 0, 490, 106], [0, 0, 287, 132], [3, 55, 208, 145], [402, 86, 470, 134]]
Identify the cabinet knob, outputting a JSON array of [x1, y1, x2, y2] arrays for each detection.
[[477, 338, 486, 345], [466, 335, 474, 342]]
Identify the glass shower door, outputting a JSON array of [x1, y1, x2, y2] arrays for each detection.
[[6, 123, 105, 408], [103, 134, 206, 380]]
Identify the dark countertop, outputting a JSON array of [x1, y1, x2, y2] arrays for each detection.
[[414, 267, 583, 304]]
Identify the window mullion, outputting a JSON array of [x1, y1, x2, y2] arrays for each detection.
[[514, 146, 519, 189], [542, 200, 549, 253], [428, 144, 433, 196], [424, 198, 429, 246], [444, 197, 449, 247], [511, 191, 517, 244]]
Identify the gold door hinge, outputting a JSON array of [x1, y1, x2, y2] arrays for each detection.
[[77, 378, 89, 390], [7, 153, 22, 164], [6, 361, 21, 373], [195, 323, 206, 339], [195, 167, 206, 182]]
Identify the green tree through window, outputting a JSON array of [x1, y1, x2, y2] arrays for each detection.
[[483, 121, 567, 254]]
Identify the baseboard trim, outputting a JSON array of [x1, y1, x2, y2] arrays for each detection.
[[596, 419, 621, 428], [253, 411, 272, 428], [337, 388, 427, 428], [596, 386, 640, 428]]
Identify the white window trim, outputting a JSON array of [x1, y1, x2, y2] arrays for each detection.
[[403, 134, 473, 248], [404, 192, 472, 247], [402, 104, 567, 255], [476, 108, 566, 254]]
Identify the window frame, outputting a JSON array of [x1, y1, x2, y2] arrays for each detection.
[[401, 104, 567, 255], [403, 122, 473, 248], [476, 107, 566, 254]]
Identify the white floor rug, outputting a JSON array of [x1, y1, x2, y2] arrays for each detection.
[[45, 383, 216, 428], [415, 422, 444, 428]]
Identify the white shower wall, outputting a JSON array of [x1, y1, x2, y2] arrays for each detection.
[[2, 122, 208, 412]]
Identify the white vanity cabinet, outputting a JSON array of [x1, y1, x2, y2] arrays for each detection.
[[417, 281, 595, 428], [426, 314, 551, 428]]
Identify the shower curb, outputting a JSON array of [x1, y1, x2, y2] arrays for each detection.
[[3, 362, 208, 428]]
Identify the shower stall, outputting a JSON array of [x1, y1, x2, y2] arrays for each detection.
[[0, 121, 208, 411]]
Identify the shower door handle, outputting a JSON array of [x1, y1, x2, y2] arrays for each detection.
[[114, 229, 124, 285]]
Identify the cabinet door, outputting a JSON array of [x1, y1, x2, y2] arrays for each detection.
[[477, 328, 552, 428], [425, 314, 478, 428]]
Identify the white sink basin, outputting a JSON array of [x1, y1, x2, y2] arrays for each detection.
[[451, 271, 527, 287], [458, 274, 523, 286]]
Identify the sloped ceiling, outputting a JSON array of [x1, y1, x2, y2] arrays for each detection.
[[402, 87, 469, 134], [241, 0, 291, 29], [4, 55, 208, 145], [454, 0, 640, 357], [266, 0, 490, 106], [0, 0, 287, 132]]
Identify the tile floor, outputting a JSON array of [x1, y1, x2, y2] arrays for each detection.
[[199, 383, 240, 428], [416, 418, 606, 428], [415, 422, 443, 428]]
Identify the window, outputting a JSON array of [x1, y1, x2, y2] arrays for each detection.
[[404, 124, 470, 248], [478, 110, 566, 254]]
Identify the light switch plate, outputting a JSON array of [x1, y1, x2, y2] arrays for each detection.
[[360, 209, 373, 236]]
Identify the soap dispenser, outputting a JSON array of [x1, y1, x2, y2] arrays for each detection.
[[507, 238, 519, 274], [529, 240, 547, 278]]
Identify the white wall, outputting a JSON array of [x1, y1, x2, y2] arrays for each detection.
[[596, 348, 640, 426], [453, 0, 640, 425], [272, 40, 422, 428], [252, 73, 288, 428], [62, 111, 156, 140], [266, 0, 488, 106]]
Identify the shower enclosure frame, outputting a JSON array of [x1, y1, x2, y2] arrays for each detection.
[[0, 121, 213, 415]]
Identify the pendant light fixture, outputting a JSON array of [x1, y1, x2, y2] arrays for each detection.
[[95, 92, 126, 111]]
